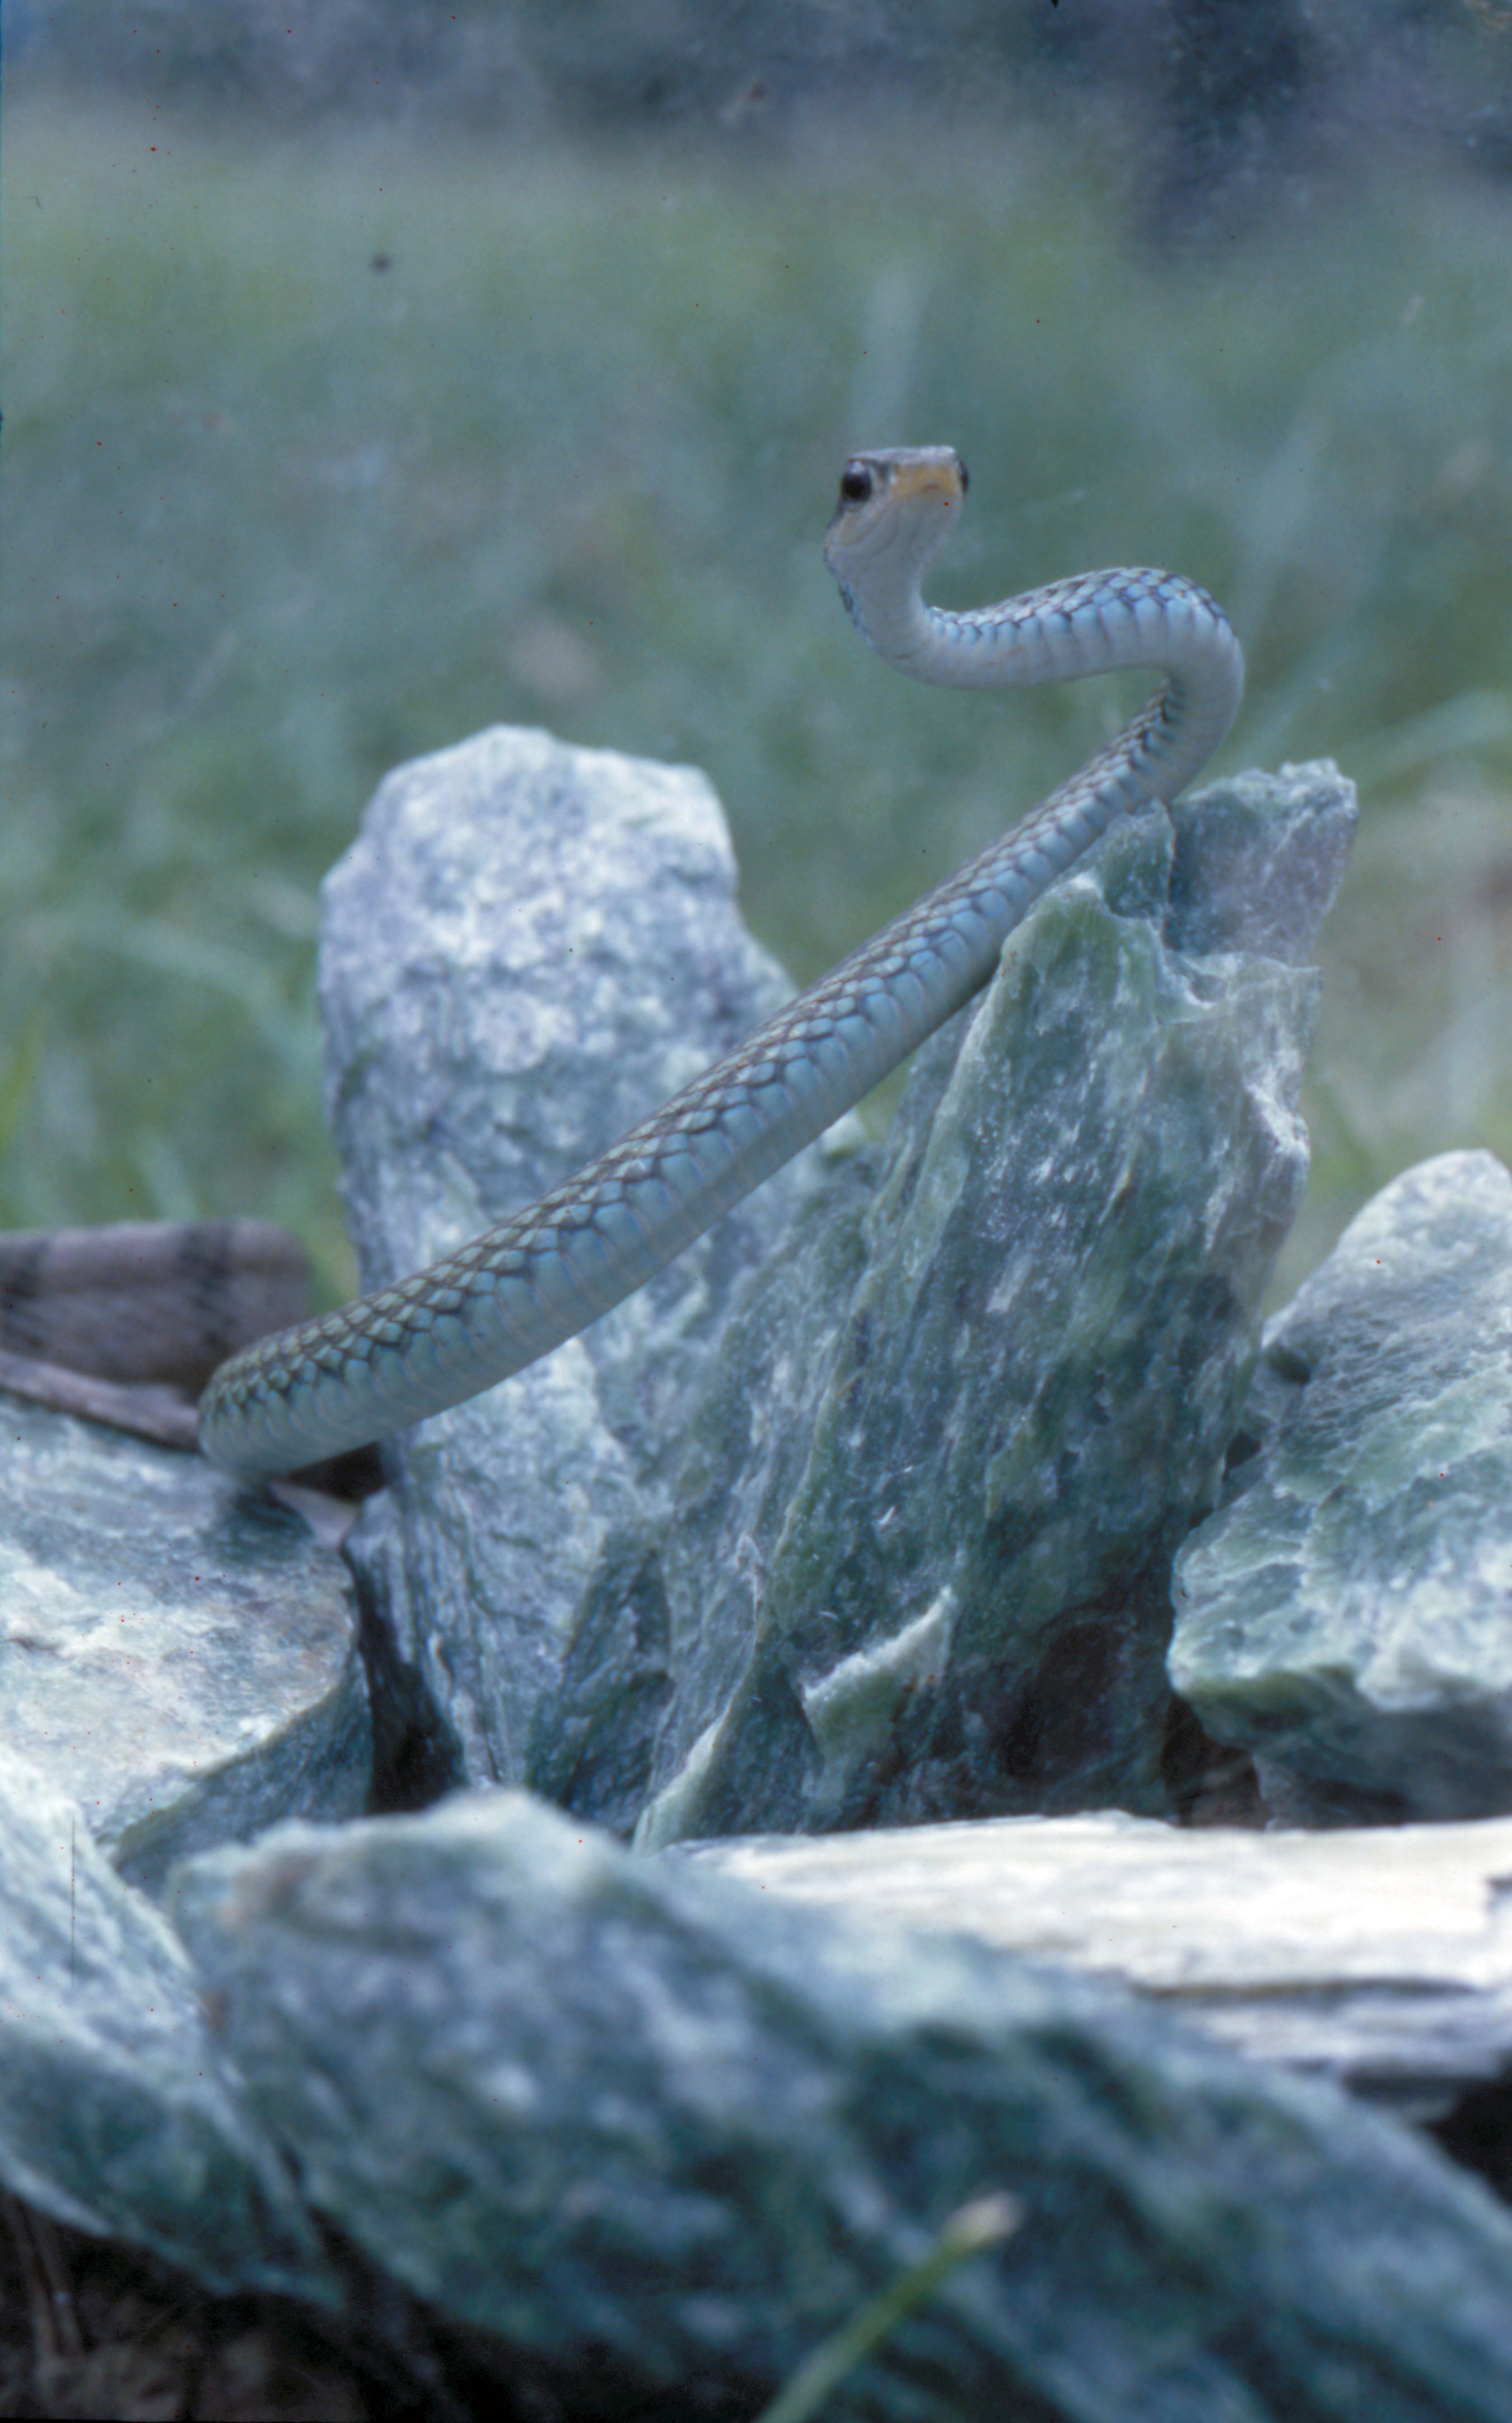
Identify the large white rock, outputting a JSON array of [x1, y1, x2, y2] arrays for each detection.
[[324, 726, 847, 1825]]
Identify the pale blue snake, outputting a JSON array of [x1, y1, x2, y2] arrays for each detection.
[[199, 447, 1243, 1478]]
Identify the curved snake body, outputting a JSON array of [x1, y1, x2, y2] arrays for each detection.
[[200, 448, 1242, 1478]]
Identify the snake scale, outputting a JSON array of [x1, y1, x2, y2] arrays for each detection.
[[192, 446, 1242, 1479]]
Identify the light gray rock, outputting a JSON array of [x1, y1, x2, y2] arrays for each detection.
[[1163, 760, 1359, 964], [325, 728, 847, 1824], [636, 763, 1356, 1846], [1170, 1149, 1512, 1824], [684, 1809, 1512, 2124], [0, 1749, 333, 2300], [171, 1788, 1512, 2422], [0, 1393, 371, 1898]]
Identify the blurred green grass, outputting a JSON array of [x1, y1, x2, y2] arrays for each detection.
[[3, 95, 1511, 1307]]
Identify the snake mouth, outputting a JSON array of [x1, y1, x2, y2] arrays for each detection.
[[884, 454, 966, 507]]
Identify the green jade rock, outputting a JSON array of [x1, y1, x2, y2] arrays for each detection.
[[0, 1750, 334, 2303], [0, 1392, 371, 1898], [1170, 1148, 1512, 1824], [170, 1788, 1512, 2423], [636, 762, 1356, 1844]]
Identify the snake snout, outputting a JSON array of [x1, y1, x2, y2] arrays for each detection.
[[885, 452, 966, 509]]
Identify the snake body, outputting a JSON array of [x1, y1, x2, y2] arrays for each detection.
[[200, 448, 1243, 1479]]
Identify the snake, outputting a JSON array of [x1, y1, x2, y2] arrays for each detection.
[[198, 446, 1243, 1480]]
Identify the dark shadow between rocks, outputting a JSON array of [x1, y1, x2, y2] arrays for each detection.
[[1161, 1693, 1267, 1827], [1431, 2072, 1512, 2208], [348, 1535, 467, 1821], [0, 2194, 787, 2423]]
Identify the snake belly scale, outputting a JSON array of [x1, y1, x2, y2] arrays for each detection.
[[199, 448, 1243, 1478]]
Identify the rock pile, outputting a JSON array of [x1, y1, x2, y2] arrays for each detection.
[[6, 727, 1512, 2417]]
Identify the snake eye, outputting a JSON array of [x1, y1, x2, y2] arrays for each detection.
[[839, 463, 874, 505]]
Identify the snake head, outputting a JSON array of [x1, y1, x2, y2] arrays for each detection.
[[823, 446, 968, 651]]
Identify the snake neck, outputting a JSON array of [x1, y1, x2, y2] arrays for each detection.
[[840, 563, 1243, 804]]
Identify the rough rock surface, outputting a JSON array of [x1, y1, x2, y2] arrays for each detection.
[[684, 1809, 1512, 2123], [171, 1788, 1512, 2422], [636, 763, 1356, 1846], [1170, 1149, 1512, 1824], [0, 1750, 333, 2301], [326, 728, 847, 1823], [0, 1394, 371, 1897], [329, 734, 1355, 1843]]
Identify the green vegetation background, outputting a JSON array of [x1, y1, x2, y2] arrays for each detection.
[[4, 95, 1511, 1307]]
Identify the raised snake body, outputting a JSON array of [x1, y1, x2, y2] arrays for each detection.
[[198, 448, 1243, 1479]]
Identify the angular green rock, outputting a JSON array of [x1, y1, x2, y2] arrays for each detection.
[[637, 765, 1354, 1845], [171, 1788, 1512, 2421], [1170, 1148, 1512, 1823], [0, 1751, 334, 2301], [0, 1393, 371, 1898]]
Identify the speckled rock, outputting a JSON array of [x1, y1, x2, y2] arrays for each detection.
[[325, 728, 851, 1824], [171, 1787, 1512, 2422], [635, 762, 1356, 1846], [1170, 1148, 1512, 1824], [0, 1749, 333, 2300], [0, 1393, 371, 1898]]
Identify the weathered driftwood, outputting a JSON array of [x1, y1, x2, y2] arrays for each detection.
[[685, 1810, 1512, 2122]]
